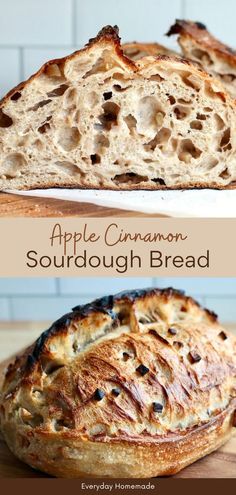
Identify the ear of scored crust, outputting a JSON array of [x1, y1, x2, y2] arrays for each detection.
[[63, 24, 136, 81], [167, 19, 236, 62]]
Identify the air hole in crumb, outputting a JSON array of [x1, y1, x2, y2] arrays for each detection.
[[173, 341, 183, 350], [137, 96, 165, 133], [196, 113, 207, 120], [29, 99, 52, 111], [178, 139, 202, 163], [0, 109, 13, 127], [1, 153, 27, 178], [113, 173, 148, 185], [178, 98, 191, 105], [10, 91, 22, 101], [214, 114, 225, 131], [219, 167, 230, 179], [124, 114, 137, 134], [144, 128, 171, 151], [190, 120, 203, 130], [219, 128, 231, 149], [123, 352, 130, 362], [45, 63, 64, 79], [113, 84, 130, 92], [150, 74, 164, 82], [167, 95, 176, 105], [98, 102, 120, 130], [91, 153, 101, 164], [103, 91, 113, 100], [57, 127, 81, 151], [152, 177, 166, 186], [182, 73, 201, 90], [174, 105, 190, 120], [47, 84, 69, 97], [38, 116, 52, 134]]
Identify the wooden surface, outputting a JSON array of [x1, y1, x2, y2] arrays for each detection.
[[0, 323, 235, 478], [0, 193, 165, 217]]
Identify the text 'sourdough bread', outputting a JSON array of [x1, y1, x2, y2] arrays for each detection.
[[0, 288, 236, 478], [167, 20, 236, 99], [0, 26, 236, 191]]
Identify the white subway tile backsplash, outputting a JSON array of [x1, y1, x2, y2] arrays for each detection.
[[204, 298, 236, 323], [75, 0, 182, 47], [153, 278, 236, 296], [185, 0, 236, 47], [0, 279, 233, 323], [0, 0, 73, 46], [0, 48, 20, 97], [0, 298, 11, 320], [11, 296, 91, 321], [0, 278, 57, 295], [23, 47, 77, 80], [59, 278, 154, 295]]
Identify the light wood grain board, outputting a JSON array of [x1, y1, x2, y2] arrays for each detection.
[[0, 193, 166, 217]]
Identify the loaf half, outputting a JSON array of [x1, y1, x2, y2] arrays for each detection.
[[167, 20, 236, 100], [0, 26, 236, 191], [0, 288, 235, 478]]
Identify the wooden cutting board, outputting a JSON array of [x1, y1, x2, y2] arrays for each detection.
[[0, 354, 235, 478], [0, 193, 166, 217]]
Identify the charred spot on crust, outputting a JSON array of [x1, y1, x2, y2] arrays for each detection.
[[88, 25, 120, 47], [188, 351, 202, 364], [93, 388, 105, 401], [153, 402, 163, 413], [195, 21, 207, 30], [168, 328, 177, 335], [111, 388, 121, 397], [136, 364, 149, 376]]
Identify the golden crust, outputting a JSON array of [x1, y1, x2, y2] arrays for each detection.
[[0, 288, 236, 478]]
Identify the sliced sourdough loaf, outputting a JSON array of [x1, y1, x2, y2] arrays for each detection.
[[167, 20, 236, 100], [0, 25, 236, 191]]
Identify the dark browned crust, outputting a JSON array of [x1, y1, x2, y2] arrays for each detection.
[[4, 180, 236, 192], [4, 287, 218, 383], [167, 19, 236, 67]]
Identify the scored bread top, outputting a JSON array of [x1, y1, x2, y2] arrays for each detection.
[[1, 288, 236, 445]]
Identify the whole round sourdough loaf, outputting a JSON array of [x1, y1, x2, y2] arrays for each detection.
[[0, 288, 236, 478], [0, 26, 236, 190]]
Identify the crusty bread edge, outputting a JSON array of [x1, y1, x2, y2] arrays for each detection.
[[1, 400, 235, 477], [167, 20, 236, 68]]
